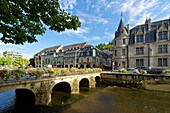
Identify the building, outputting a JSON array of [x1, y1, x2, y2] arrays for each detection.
[[3, 50, 23, 59], [34, 42, 111, 69], [29, 58, 35, 67], [113, 15, 170, 69]]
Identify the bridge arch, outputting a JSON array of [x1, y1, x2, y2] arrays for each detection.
[[15, 88, 35, 106], [52, 82, 71, 94], [95, 76, 101, 87], [79, 78, 89, 92]]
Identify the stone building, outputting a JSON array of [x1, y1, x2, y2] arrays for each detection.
[[3, 50, 23, 59], [113, 16, 170, 69], [34, 42, 111, 69]]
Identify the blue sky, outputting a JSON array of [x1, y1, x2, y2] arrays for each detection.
[[0, 0, 170, 59]]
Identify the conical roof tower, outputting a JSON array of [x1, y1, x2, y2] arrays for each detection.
[[115, 13, 128, 38]]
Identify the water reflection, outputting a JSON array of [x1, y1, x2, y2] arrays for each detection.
[[1, 86, 170, 113], [0, 90, 16, 113]]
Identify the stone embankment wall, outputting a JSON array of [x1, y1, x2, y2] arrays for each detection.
[[101, 72, 170, 92]]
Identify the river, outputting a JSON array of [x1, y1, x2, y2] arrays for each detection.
[[0, 86, 170, 113]]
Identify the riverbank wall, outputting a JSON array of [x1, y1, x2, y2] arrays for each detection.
[[101, 72, 170, 92]]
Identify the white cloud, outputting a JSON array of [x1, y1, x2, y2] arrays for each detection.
[[59, 0, 77, 10], [77, 11, 108, 24], [90, 0, 111, 12], [104, 32, 114, 39], [59, 27, 89, 36], [87, 0, 170, 27], [23, 53, 33, 59], [83, 36, 102, 41]]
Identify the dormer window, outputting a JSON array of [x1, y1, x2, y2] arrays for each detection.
[[159, 31, 167, 40], [136, 35, 143, 43]]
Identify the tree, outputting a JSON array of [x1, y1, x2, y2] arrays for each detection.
[[0, 0, 81, 44], [13, 58, 30, 67], [96, 41, 114, 50], [0, 56, 13, 66]]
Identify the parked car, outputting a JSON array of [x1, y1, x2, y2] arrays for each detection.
[[136, 66, 150, 72], [127, 68, 140, 73], [147, 68, 165, 74]]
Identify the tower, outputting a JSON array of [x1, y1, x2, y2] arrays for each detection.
[[113, 13, 129, 69]]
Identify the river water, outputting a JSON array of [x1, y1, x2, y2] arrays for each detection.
[[0, 86, 170, 113]]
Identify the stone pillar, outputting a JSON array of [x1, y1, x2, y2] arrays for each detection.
[[34, 81, 52, 106], [89, 76, 96, 88], [35, 91, 51, 106], [71, 79, 79, 94]]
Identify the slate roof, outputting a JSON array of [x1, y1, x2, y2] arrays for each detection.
[[128, 18, 170, 45], [115, 18, 128, 39]]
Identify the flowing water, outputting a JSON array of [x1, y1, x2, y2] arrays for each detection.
[[1, 86, 170, 113]]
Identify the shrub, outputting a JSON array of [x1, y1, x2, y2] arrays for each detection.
[[0, 70, 5, 80], [162, 70, 170, 74], [61, 68, 71, 75], [120, 68, 127, 73], [53, 68, 60, 76], [12, 68, 26, 80], [69, 68, 80, 74], [140, 69, 147, 74], [46, 68, 54, 76], [93, 68, 102, 72], [27, 68, 44, 78]]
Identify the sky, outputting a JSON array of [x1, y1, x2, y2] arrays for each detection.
[[0, 0, 170, 59]]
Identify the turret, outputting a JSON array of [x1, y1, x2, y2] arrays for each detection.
[[115, 14, 128, 38]]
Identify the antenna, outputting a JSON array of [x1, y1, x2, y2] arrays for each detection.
[[121, 11, 123, 18]]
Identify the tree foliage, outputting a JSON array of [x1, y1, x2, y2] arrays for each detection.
[[0, 56, 30, 67], [0, 0, 81, 44], [0, 56, 13, 66], [13, 58, 30, 67], [96, 41, 114, 50]]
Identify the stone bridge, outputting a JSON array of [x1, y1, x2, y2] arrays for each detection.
[[0, 73, 100, 106]]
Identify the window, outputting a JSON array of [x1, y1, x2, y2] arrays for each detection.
[[87, 52, 90, 55], [87, 58, 89, 62], [122, 61, 125, 68], [122, 39, 126, 44], [136, 47, 144, 55], [81, 58, 83, 63], [97, 58, 98, 63], [115, 50, 117, 56], [158, 58, 167, 66], [158, 45, 168, 53], [159, 31, 167, 40], [122, 49, 125, 56], [136, 59, 144, 67], [136, 35, 143, 43], [115, 41, 117, 46]]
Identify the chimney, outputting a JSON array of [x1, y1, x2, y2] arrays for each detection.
[[148, 18, 151, 23]]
